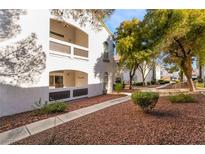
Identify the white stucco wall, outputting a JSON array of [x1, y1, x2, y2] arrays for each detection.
[[0, 10, 117, 117], [48, 16, 117, 97], [123, 69, 153, 84], [0, 10, 50, 117]]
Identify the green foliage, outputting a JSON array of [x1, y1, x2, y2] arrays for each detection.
[[143, 10, 205, 91], [168, 93, 195, 103], [116, 19, 144, 68], [114, 83, 123, 93], [116, 18, 157, 89], [158, 79, 170, 84], [33, 98, 67, 114], [131, 92, 159, 113], [196, 82, 204, 88], [41, 102, 67, 114], [151, 80, 156, 85], [133, 82, 143, 86]]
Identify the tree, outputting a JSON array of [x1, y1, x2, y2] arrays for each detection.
[[138, 49, 156, 86], [143, 10, 205, 91], [116, 18, 144, 89], [51, 9, 115, 31]]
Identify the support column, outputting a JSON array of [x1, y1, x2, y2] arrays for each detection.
[[108, 72, 114, 93]]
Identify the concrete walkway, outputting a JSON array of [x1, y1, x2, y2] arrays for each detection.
[[0, 96, 130, 145]]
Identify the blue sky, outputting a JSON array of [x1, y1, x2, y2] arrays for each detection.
[[104, 9, 147, 33], [104, 9, 198, 70]]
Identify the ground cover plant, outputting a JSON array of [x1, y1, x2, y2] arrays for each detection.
[[168, 93, 195, 103], [40, 102, 67, 114]]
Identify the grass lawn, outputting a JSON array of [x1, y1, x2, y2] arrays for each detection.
[[14, 94, 205, 145]]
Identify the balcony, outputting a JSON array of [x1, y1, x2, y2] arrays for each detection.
[[49, 37, 89, 60], [49, 19, 89, 60]]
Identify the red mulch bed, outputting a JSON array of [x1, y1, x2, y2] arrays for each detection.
[[0, 94, 126, 133], [14, 94, 205, 145]]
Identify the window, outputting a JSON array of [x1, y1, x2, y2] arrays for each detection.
[[49, 75, 64, 88], [103, 41, 109, 62], [49, 75, 54, 86], [55, 76, 63, 88]]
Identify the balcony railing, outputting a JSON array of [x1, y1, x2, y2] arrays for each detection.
[[49, 37, 89, 60], [49, 86, 88, 101]]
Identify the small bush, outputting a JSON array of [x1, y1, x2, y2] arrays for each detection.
[[33, 99, 67, 115], [168, 93, 195, 103], [151, 80, 156, 85], [131, 92, 159, 113], [158, 79, 165, 84], [133, 82, 143, 86], [41, 102, 67, 114], [196, 82, 204, 88], [114, 83, 123, 93], [158, 79, 170, 84], [164, 80, 170, 84]]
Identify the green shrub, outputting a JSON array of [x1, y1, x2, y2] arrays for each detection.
[[175, 80, 180, 83], [158, 79, 170, 84], [41, 102, 67, 114], [164, 80, 170, 84], [33, 99, 67, 114], [114, 83, 123, 93], [168, 93, 195, 103], [158, 79, 165, 84], [131, 92, 159, 113], [133, 82, 143, 86], [151, 80, 156, 85], [196, 82, 204, 88]]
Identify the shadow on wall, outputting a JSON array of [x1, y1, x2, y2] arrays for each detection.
[[0, 33, 46, 87], [0, 9, 27, 42], [94, 54, 117, 81], [0, 83, 49, 117], [88, 83, 103, 97], [93, 38, 117, 83]]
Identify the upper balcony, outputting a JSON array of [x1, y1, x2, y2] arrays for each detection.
[[49, 19, 89, 60]]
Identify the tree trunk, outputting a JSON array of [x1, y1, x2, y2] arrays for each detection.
[[179, 70, 184, 82], [182, 57, 196, 92], [186, 76, 195, 91], [142, 76, 146, 86], [199, 65, 202, 80], [129, 75, 133, 90]]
